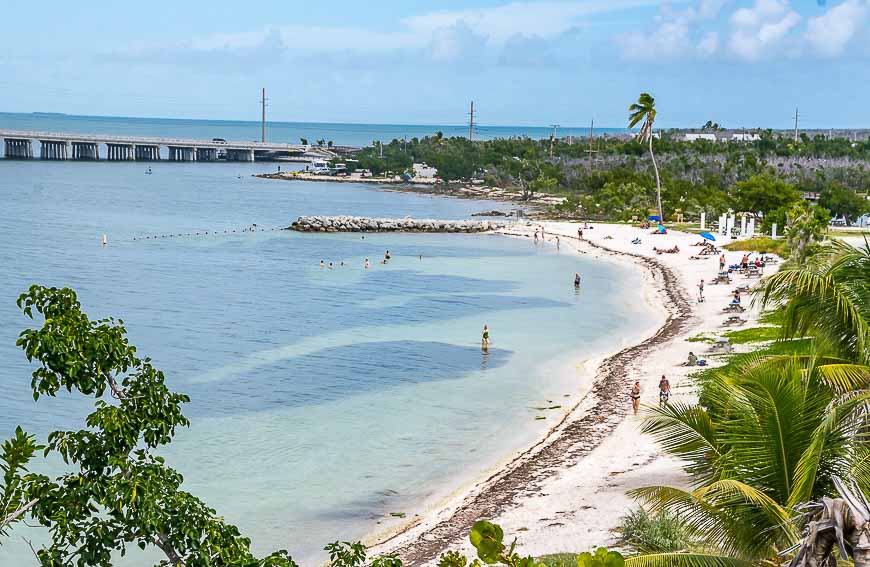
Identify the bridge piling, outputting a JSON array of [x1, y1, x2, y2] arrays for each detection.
[[5, 138, 34, 159]]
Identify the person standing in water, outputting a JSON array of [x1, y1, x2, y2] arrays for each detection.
[[574, 273, 581, 287], [481, 324, 490, 351], [385, 250, 391, 262], [578, 228, 583, 240], [534, 229, 539, 243], [320, 260, 325, 269], [630, 381, 641, 414], [555, 235, 560, 249]]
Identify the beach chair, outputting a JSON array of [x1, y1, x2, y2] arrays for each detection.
[[722, 316, 747, 327], [723, 304, 746, 313], [745, 267, 762, 278], [734, 285, 751, 294]]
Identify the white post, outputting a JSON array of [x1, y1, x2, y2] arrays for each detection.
[[719, 214, 727, 235], [748, 217, 755, 238], [700, 212, 706, 230], [771, 223, 778, 239], [727, 214, 735, 237], [740, 215, 747, 237]]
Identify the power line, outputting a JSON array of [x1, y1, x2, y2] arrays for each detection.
[[549, 124, 560, 157]]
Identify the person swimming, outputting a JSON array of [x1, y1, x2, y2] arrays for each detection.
[[328, 262, 334, 269], [364, 258, 370, 269], [320, 260, 325, 268], [385, 250, 391, 261]]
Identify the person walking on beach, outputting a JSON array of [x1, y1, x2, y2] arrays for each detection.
[[658, 375, 671, 407], [481, 324, 490, 352], [719, 254, 726, 272], [698, 279, 705, 303], [630, 381, 641, 415]]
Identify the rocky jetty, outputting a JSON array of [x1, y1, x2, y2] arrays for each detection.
[[288, 216, 505, 233]]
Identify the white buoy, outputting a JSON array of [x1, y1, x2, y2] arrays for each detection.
[[101, 234, 107, 246]]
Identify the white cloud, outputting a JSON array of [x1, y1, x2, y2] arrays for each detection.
[[616, 0, 725, 60], [728, 0, 800, 60], [805, 0, 868, 57], [403, 0, 658, 45], [697, 31, 720, 55]]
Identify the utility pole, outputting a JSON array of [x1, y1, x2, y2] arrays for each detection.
[[587, 119, 598, 170], [793, 107, 799, 144], [469, 101, 475, 141], [261, 88, 268, 143], [549, 124, 560, 157]]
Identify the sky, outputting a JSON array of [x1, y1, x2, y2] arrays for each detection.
[[0, 0, 867, 128]]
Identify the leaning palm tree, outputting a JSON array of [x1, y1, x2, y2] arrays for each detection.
[[628, 93, 663, 222]]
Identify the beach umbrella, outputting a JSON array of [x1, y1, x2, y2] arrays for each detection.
[[700, 232, 716, 242], [648, 215, 661, 221]]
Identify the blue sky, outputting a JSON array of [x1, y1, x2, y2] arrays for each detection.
[[0, 0, 866, 128]]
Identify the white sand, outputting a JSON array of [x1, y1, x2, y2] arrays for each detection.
[[369, 221, 777, 563]]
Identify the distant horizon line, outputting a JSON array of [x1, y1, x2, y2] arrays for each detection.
[[2, 111, 867, 133]]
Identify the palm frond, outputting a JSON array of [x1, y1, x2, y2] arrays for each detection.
[[626, 552, 752, 567], [641, 403, 723, 485]]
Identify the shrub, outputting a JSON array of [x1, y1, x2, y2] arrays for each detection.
[[617, 507, 692, 554]]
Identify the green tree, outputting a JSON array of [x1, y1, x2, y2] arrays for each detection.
[[628, 93, 663, 222], [818, 182, 868, 224], [300, 138, 309, 145], [785, 202, 829, 262], [732, 174, 800, 215], [0, 286, 300, 566]]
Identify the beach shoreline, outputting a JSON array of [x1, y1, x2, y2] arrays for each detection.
[[367, 221, 769, 564]]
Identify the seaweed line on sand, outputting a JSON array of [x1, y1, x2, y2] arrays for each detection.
[[376, 232, 695, 565]]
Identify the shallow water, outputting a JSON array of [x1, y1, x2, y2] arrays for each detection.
[[0, 160, 657, 564]]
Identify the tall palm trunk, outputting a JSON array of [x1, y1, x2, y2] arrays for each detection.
[[649, 135, 663, 222]]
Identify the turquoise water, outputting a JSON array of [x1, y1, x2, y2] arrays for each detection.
[[0, 112, 630, 147], [0, 160, 657, 564]]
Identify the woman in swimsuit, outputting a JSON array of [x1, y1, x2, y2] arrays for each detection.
[[481, 324, 490, 351], [631, 381, 641, 414]]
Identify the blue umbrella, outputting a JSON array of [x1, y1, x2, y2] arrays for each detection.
[[700, 232, 716, 242], [648, 215, 661, 221]]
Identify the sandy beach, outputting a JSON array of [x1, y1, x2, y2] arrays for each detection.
[[369, 221, 775, 564]]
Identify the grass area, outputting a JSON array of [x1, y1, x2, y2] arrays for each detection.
[[722, 236, 789, 258], [537, 554, 580, 567], [723, 326, 782, 344]]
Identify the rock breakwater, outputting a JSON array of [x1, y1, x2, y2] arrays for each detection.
[[289, 216, 506, 233]]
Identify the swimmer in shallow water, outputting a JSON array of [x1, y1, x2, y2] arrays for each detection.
[[320, 260, 325, 269], [481, 324, 490, 351]]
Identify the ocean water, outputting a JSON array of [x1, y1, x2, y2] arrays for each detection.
[[0, 159, 657, 565], [0, 112, 630, 147]]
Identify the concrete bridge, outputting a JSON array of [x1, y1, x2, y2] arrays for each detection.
[[0, 129, 350, 162]]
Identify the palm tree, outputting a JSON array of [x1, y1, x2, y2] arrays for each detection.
[[759, 238, 870, 365], [628, 93, 663, 222], [626, 354, 870, 567]]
